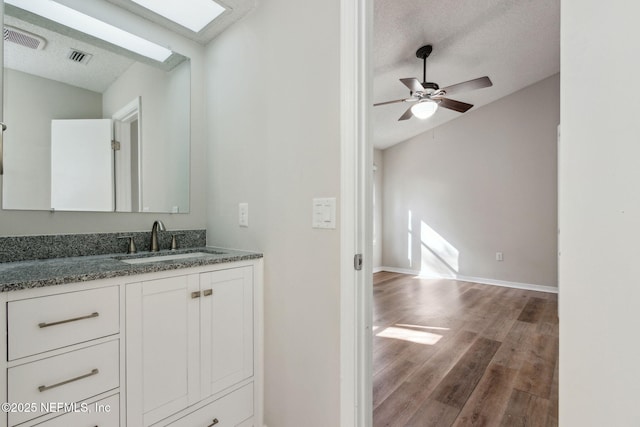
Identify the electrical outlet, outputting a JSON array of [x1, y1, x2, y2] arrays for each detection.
[[496, 252, 503, 261]]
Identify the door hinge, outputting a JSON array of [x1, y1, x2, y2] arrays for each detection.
[[111, 139, 121, 151], [354, 253, 363, 271]]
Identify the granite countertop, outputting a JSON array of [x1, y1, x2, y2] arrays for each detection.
[[0, 247, 263, 292]]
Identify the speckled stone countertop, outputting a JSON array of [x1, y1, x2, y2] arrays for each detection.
[[0, 247, 263, 292]]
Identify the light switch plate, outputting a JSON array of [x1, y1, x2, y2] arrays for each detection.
[[239, 203, 249, 227], [312, 197, 336, 229]]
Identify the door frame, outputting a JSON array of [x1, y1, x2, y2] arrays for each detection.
[[112, 96, 142, 212], [339, 0, 372, 425]]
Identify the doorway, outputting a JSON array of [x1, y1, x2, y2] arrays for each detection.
[[112, 96, 142, 212]]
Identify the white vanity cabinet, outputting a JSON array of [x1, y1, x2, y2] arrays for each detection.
[[1, 282, 124, 427], [0, 255, 263, 427], [126, 261, 261, 427]]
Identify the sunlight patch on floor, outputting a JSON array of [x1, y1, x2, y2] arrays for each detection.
[[376, 325, 443, 345]]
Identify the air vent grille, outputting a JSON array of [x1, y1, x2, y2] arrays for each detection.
[[3, 25, 46, 50], [68, 49, 93, 65]]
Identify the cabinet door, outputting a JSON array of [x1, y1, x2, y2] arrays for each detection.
[[200, 267, 253, 397], [127, 275, 200, 426]]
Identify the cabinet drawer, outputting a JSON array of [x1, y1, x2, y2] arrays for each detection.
[[31, 394, 119, 427], [8, 286, 119, 360], [8, 340, 119, 426], [166, 383, 253, 427]]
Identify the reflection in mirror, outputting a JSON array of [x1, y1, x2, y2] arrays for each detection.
[[2, 4, 191, 213]]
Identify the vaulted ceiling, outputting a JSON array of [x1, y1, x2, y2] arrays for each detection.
[[373, 0, 560, 149]]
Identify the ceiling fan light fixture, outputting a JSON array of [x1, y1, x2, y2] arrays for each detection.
[[411, 100, 438, 119]]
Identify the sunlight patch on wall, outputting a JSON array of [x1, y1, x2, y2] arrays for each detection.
[[420, 220, 459, 276]]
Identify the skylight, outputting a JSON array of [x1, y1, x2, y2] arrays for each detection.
[[6, 0, 173, 62], [130, 0, 226, 33]]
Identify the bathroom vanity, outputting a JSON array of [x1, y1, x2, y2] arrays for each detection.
[[0, 247, 263, 427], [0, 0, 264, 424]]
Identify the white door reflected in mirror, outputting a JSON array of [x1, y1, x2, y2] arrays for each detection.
[[51, 119, 113, 211]]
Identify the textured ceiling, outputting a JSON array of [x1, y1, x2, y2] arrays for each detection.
[[4, 14, 134, 93], [373, 0, 560, 149], [3, 4, 189, 94]]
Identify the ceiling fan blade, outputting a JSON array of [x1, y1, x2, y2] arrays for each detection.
[[437, 97, 474, 113], [374, 98, 407, 107], [398, 106, 414, 121], [438, 76, 492, 97], [400, 78, 423, 93]]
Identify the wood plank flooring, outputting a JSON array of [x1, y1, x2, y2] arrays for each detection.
[[372, 272, 558, 427]]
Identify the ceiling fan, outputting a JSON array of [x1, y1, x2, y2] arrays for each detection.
[[374, 45, 493, 121]]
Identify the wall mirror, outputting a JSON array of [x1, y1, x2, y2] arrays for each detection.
[[2, 3, 191, 213]]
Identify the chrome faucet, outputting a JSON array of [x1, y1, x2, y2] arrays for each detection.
[[150, 220, 166, 252]]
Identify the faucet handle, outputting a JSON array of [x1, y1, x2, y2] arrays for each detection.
[[170, 233, 184, 251], [117, 235, 137, 254]]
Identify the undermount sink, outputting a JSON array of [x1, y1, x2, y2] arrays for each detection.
[[116, 250, 225, 265]]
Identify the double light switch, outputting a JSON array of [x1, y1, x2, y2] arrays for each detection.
[[312, 198, 336, 229]]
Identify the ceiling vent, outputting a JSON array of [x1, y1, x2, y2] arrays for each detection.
[[3, 25, 46, 50], [67, 48, 93, 65]]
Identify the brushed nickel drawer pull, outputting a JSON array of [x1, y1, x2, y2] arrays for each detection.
[[191, 291, 201, 299], [203, 289, 213, 297], [207, 418, 219, 426], [38, 368, 99, 392], [38, 312, 99, 328]]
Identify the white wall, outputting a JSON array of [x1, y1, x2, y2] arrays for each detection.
[[204, 0, 341, 425], [103, 60, 190, 213], [373, 149, 383, 269], [0, 0, 206, 235], [166, 61, 190, 212], [381, 74, 559, 288], [560, 2, 640, 425], [2, 69, 102, 210]]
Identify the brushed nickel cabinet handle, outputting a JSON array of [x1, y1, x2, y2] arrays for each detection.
[[38, 312, 99, 328], [203, 289, 213, 297], [0, 122, 6, 175], [191, 291, 201, 299], [38, 368, 99, 392], [207, 418, 219, 426]]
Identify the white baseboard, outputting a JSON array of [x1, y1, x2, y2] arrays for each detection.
[[377, 266, 558, 294], [378, 266, 421, 276], [372, 266, 384, 273]]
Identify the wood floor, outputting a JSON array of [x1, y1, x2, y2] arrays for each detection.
[[372, 272, 558, 427]]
